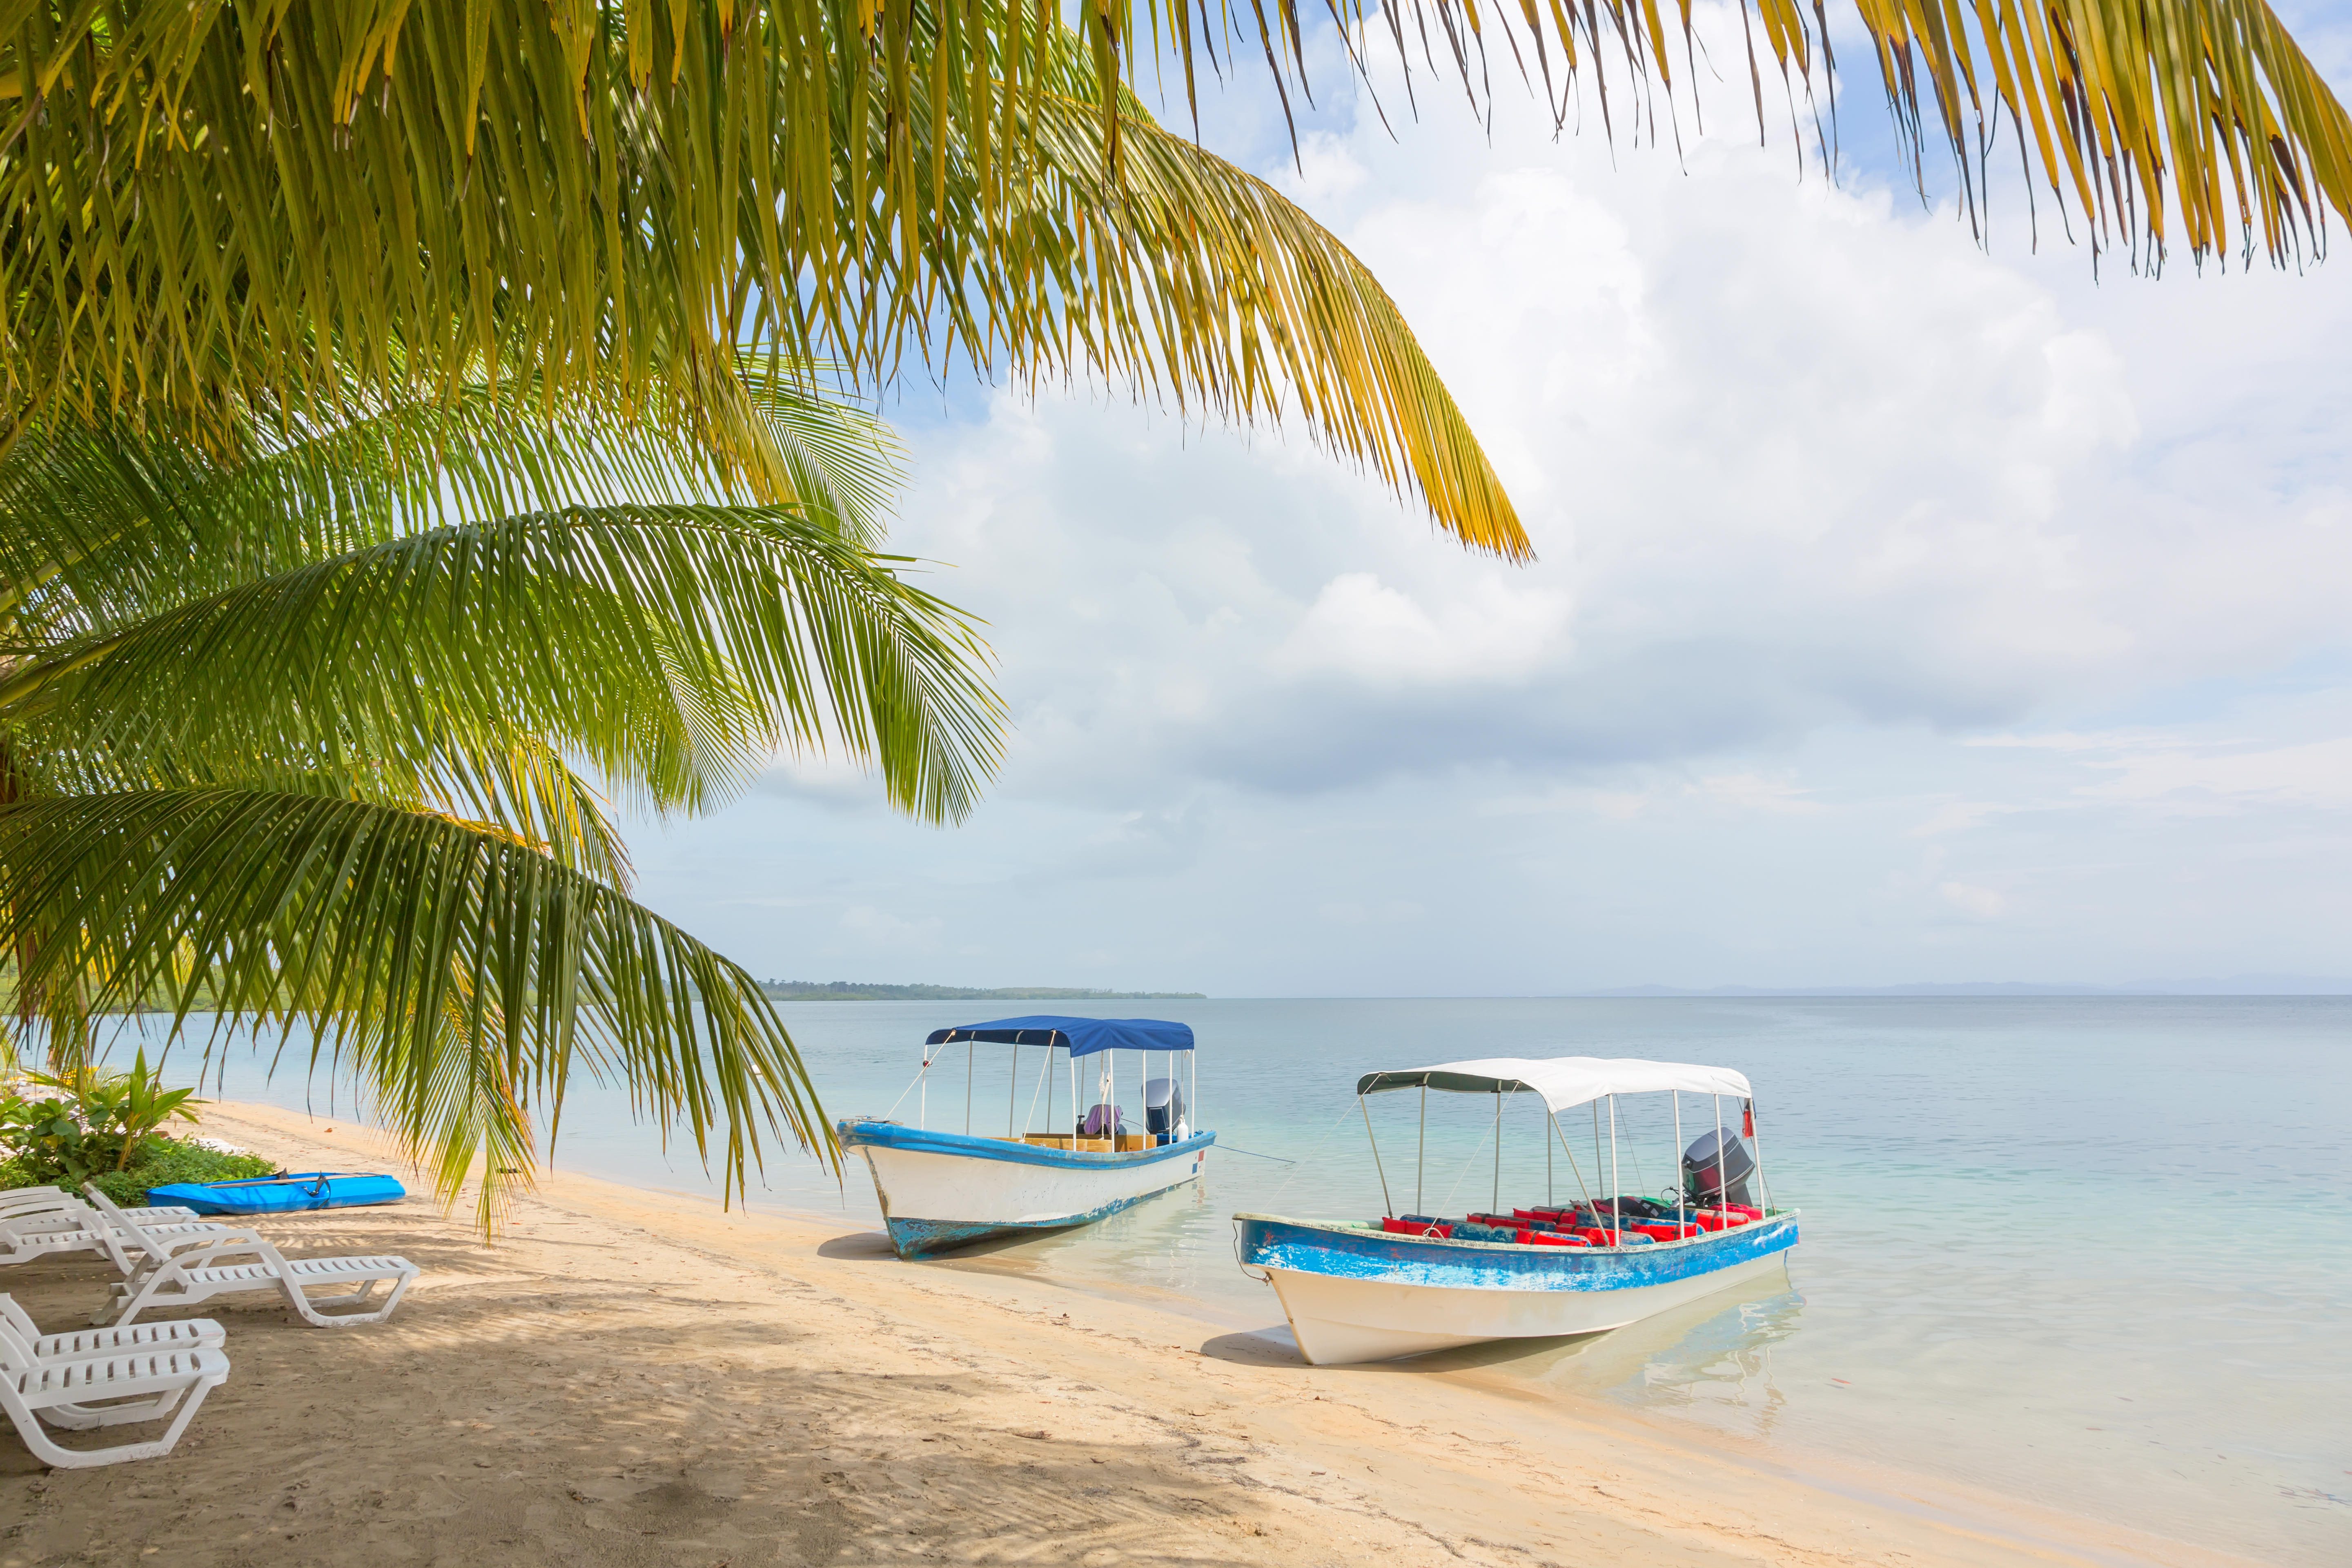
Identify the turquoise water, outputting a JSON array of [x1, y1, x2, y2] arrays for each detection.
[[137, 997, 2350, 1562]]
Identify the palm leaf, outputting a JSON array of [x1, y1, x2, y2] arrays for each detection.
[[0, 2, 1528, 556], [0, 788, 828, 1231], [0, 2, 2337, 495], [1, 503, 1003, 826], [0, 370, 903, 638]]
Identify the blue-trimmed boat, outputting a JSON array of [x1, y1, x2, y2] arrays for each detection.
[[840, 1015, 1214, 1258], [1235, 1056, 1797, 1364]]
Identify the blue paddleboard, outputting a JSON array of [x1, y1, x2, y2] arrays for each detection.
[[145, 1172, 407, 1215]]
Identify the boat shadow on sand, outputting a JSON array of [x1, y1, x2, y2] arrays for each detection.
[[815, 1227, 1063, 1263]]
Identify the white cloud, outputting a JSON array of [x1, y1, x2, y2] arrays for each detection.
[[619, 25, 2352, 993]]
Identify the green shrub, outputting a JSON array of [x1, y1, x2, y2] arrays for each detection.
[[0, 1133, 277, 1206], [87, 1137, 278, 1206], [0, 1051, 201, 1185]]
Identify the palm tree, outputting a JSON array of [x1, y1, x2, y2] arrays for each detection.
[[0, 376, 1002, 1227], [1, 0, 2341, 518]]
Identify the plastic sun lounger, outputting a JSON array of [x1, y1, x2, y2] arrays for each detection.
[[0, 1294, 225, 1361], [80, 1185, 419, 1330], [2, 1187, 207, 1230], [0, 1310, 229, 1467], [1, 1203, 226, 1268]]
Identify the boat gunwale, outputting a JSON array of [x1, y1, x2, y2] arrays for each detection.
[[840, 1118, 1215, 1171], [1232, 1208, 1800, 1258]]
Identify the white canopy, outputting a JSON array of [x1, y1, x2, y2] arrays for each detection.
[[1355, 1056, 1752, 1114]]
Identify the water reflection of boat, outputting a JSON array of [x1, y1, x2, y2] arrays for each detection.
[[840, 1015, 1215, 1258], [1234, 1055, 1799, 1365]]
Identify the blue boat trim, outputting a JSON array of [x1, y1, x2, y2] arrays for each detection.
[[884, 1187, 1179, 1257], [1234, 1211, 1799, 1294], [838, 1119, 1216, 1171]]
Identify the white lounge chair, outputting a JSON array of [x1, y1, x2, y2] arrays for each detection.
[[1, 1294, 225, 1361], [2, 1187, 206, 1229], [0, 1310, 229, 1466], [81, 1186, 418, 1329], [2, 1202, 225, 1268]]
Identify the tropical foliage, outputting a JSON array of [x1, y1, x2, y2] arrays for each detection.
[[0, 376, 1003, 1228], [0, 1051, 201, 1182], [0, 3, 1528, 559], [0, 2, 2341, 504]]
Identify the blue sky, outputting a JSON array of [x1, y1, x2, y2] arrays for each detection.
[[627, 5, 2352, 996]]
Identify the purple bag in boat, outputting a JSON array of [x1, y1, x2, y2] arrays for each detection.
[[1080, 1104, 1124, 1136]]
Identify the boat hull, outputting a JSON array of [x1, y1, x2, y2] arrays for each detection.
[[1235, 1211, 1799, 1365], [840, 1120, 1214, 1258]]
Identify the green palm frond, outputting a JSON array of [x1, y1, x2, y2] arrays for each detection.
[[0, 2, 1527, 557], [0, 371, 902, 636], [0, 503, 1000, 825], [0, 788, 824, 1230], [0, 4, 2338, 506]]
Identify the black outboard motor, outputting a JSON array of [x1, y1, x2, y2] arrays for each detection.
[[1682, 1127, 1756, 1207], [1143, 1077, 1187, 1143]]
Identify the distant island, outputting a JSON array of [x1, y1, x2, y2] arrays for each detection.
[[760, 980, 1207, 1001]]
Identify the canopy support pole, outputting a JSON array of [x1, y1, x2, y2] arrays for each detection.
[[1008, 1044, 1019, 1138], [1608, 1095, 1621, 1241], [1592, 1102, 1603, 1218], [1361, 1096, 1394, 1218], [1751, 1099, 1772, 1211], [965, 1042, 974, 1135], [1550, 1114, 1597, 1212], [1547, 1094, 1554, 1206], [1492, 1091, 1502, 1213], [1417, 1085, 1426, 1214], [1673, 1091, 1684, 1232], [1713, 1095, 1724, 1214], [1070, 1055, 1078, 1139]]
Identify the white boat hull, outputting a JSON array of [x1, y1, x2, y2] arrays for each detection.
[[1236, 1212, 1800, 1365], [840, 1120, 1214, 1257], [1265, 1248, 1791, 1364]]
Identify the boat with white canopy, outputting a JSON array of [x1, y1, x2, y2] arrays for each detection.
[[839, 1016, 1214, 1258], [1233, 1056, 1796, 1365]]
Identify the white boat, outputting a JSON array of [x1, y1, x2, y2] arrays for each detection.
[[1234, 1056, 1796, 1365], [840, 1015, 1214, 1258]]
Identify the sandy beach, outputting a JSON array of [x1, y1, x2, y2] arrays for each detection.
[[0, 1103, 2260, 1568]]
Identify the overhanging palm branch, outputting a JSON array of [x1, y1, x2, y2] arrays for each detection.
[[0, 3, 2340, 497], [0, 790, 818, 1227], [0, 1, 1526, 558], [0, 385, 1003, 1229], [1, 504, 998, 824]]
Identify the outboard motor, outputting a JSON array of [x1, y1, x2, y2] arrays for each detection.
[[1682, 1127, 1756, 1207], [1143, 1077, 1187, 1143]]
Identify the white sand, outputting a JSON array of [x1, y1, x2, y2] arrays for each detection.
[[0, 1102, 2258, 1567]]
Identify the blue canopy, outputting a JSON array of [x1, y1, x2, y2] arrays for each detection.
[[924, 1015, 1195, 1058]]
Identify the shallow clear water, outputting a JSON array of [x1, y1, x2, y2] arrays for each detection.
[[140, 997, 2351, 1562]]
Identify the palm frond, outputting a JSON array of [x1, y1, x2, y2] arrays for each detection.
[[0, 371, 905, 638], [1, 504, 1003, 825], [0, 788, 829, 1229], [0, 2, 1527, 555]]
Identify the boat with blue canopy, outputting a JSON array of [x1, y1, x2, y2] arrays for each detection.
[[1234, 1055, 1797, 1364], [838, 1015, 1215, 1258]]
